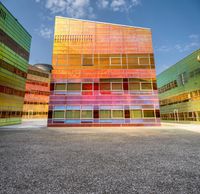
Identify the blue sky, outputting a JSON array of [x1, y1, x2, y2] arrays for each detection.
[[1, 0, 200, 74]]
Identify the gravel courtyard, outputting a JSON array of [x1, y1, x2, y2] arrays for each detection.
[[0, 123, 200, 193]]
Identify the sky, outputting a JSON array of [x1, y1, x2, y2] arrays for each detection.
[[1, 0, 200, 74]]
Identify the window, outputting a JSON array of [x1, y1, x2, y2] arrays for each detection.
[[67, 83, 81, 91], [122, 55, 127, 64], [127, 56, 138, 65], [110, 78, 122, 82], [155, 110, 160, 118], [112, 110, 124, 118], [82, 54, 93, 66], [141, 83, 152, 90], [100, 79, 110, 82], [54, 111, 65, 118], [129, 83, 140, 90], [81, 110, 93, 118], [112, 83, 122, 91], [100, 83, 110, 90], [110, 57, 121, 65], [158, 80, 177, 94], [82, 83, 93, 90], [66, 110, 80, 118], [179, 72, 187, 85], [143, 110, 155, 117], [100, 110, 111, 118], [130, 110, 142, 118], [94, 83, 99, 90], [190, 68, 200, 78], [139, 58, 149, 65], [55, 83, 66, 90], [125, 110, 130, 118], [93, 110, 99, 118], [99, 57, 109, 65], [68, 54, 81, 65]]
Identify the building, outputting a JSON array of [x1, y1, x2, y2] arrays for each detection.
[[157, 49, 200, 123], [22, 64, 51, 119], [0, 3, 31, 126], [48, 17, 160, 127]]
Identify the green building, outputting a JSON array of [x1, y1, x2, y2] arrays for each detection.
[[157, 49, 200, 123], [0, 2, 31, 126]]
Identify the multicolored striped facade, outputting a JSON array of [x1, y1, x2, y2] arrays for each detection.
[[22, 64, 51, 119], [157, 49, 200, 123], [0, 3, 31, 126], [48, 17, 160, 127]]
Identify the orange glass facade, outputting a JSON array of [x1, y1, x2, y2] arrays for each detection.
[[48, 17, 160, 127], [23, 65, 51, 119]]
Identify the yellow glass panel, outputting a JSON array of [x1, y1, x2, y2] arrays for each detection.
[[112, 110, 124, 118], [129, 83, 140, 90], [100, 110, 111, 118], [81, 110, 93, 118], [66, 110, 80, 118], [143, 110, 155, 117], [141, 83, 152, 90], [139, 58, 149, 65], [130, 110, 142, 118], [67, 83, 81, 91]]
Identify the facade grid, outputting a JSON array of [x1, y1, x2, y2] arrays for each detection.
[[157, 49, 200, 123], [22, 64, 51, 119], [0, 2, 31, 126], [48, 17, 160, 127]]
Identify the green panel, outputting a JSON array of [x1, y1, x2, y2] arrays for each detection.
[[157, 49, 200, 122], [67, 83, 81, 91], [112, 110, 124, 118], [100, 110, 111, 118], [55, 83, 66, 90], [143, 110, 155, 117], [66, 110, 80, 118], [0, 43, 29, 72], [0, 2, 31, 127], [81, 110, 93, 118], [0, 3, 31, 51], [130, 110, 142, 118], [0, 118, 21, 127], [157, 49, 200, 98], [54, 111, 65, 118]]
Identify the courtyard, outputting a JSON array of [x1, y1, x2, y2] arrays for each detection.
[[0, 120, 200, 193]]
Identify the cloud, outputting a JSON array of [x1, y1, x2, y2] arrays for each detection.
[[110, 0, 126, 11], [35, 0, 141, 21], [174, 34, 200, 52], [156, 45, 171, 52], [189, 34, 199, 40], [36, 25, 53, 39], [157, 34, 200, 53], [97, 0, 141, 12], [174, 42, 199, 52], [35, 0, 95, 18], [97, 0, 109, 9]]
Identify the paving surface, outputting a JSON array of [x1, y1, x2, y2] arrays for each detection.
[[0, 122, 200, 193]]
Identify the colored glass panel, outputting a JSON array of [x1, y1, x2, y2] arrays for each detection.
[[67, 83, 81, 91], [48, 17, 160, 127], [112, 110, 124, 118], [54, 110, 65, 118], [100, 110, 111, 118], [130, 110, 142, 118], [66, 110, 80, 118], [81, 110, 93, 118], [143, 110, 155, 117], [0, 3, 31, 126]]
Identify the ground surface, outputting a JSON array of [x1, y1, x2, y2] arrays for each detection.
[[0, 121, 200, 194]]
